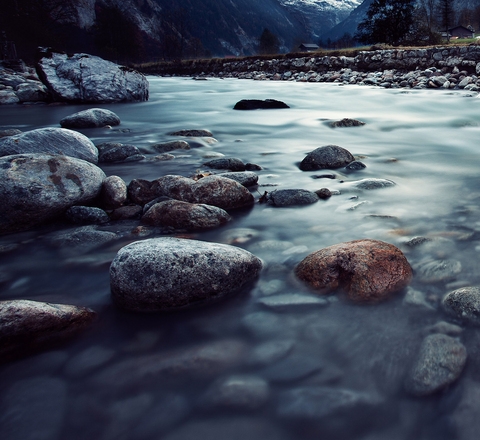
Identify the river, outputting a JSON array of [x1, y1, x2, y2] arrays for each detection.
[[1, 77, 480, 439]]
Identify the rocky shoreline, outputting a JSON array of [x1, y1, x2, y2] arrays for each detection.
[[145, 45, 480, 92]]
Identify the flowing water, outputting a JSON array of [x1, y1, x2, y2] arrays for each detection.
[[2, 78, 480, 439]]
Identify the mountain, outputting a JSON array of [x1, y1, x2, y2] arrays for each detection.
[[2, 0, 361, 61]]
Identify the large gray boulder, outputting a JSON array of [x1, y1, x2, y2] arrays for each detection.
[[37, 52, 149, 103], [0, 153, 106, 234], [110, 237, 263, 311], [0, 299, 96, 361], [0, 127, 98, 164]]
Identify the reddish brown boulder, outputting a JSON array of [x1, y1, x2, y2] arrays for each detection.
[[295, 239, 412, 303]]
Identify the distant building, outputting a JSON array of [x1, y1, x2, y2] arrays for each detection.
[[298, 43, 320, 52], [448, 25, 475, 39]]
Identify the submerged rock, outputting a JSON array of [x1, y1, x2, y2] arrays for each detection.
[[37, 52, 149, 103], [110, 237, 263, 311], [415, 258, 462, 283], [0, 299, 96, 361], [295, 239, 412, 303], [0, 154, 106, 235], [0, 127, 98, 163], [405, 333, 467, 396], [142, 199, 231, 231], [442, 287, 480, 325], [60, 108, 121, 128], [233, 99, 290, 110], [300, 145, 355, 171], [350, 178, 395, 190], [199, 375, 269, 411]]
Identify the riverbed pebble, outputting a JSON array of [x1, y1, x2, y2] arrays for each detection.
[[299, 145, 355, 171], [204, 157, 246, 171], [142, 199, 231, 231], [404, 333, 467, 396], [110, 237, 262, 311], [442, 286, 480, 325], [217, 171, 259, 187], [295, 239, 412, 303], [0, 153, 106, 235], [198, 375, 270, 411], [233, 99, 290, 110], [170, 129, 213, 137], [0, 127, 98, 163], [59, 108, 121, 129], [152, 140, 190, 153]]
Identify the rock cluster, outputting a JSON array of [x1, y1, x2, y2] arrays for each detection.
[[152, 45, 480, 92], [0, 62, 49, 104]]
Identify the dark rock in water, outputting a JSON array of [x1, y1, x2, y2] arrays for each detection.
[[101, 175, 127, 210], [0, 154, 106, 235], [300, 145, 355, 171], [110, 205, 143, 220], [245, 163, 263, 171], [97, 142, 144, 163], [442, 287, 480, 325], [110, 237, 263, 311], [129, 394, 190, 438], [315, 188, 332, 199], [154, 175, 255, 210], [128, 179, 161, 206], [0, 377, 67, 440], [329, 118, 365, 128], [37, 52, 149, 103], [345, 160, 366, 171], [248, 340, 295, 367], [65, 206, 110, 225], [259, 354, 323, 382], [170, 129, 213, 137], [152, 140, 190, 153], [46, 226, 118, 256], [142, 200, 231, 231], [218, 171, 259, 187], [204, 157, 246, 171], [277, 386, 383, 420], [295, 239, 412, 303], [93, 339, 249, 387], [265, 189, 319, 207], [199, 375, 270, 411], [234, 99, 290, 110], [59, 108, 121, 128], [0, 127, 98, 163], [0, 299, 96, 361], [0, 128, 22, 138], [312, 173, 336, 179], [404, 333, 467, 396], [162, 417, 288, 440]]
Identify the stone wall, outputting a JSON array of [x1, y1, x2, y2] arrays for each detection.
[[146, 45, 480, 91]]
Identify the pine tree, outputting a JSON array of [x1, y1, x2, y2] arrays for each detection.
[[355, 0, 416, 45], [258, 29, 280, 55]]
